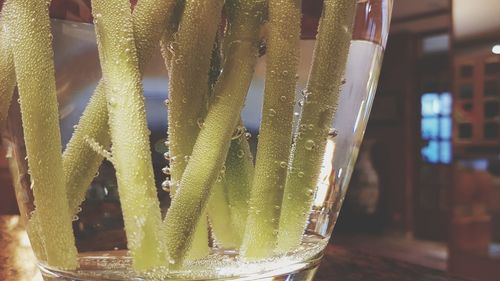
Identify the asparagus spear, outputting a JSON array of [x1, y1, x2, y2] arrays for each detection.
[[241, 0, 302, 259], [277, 0, 356, 252], [62, 0, 177, 216], [0, 14, 15, 126], [91, 0, 167, 270], [3, 0, 77, 269], [163, 0, 265, 267]]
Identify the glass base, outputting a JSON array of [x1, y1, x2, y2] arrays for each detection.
[[38, 246, 324, 281]]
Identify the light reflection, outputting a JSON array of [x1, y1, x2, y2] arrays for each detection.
[[313, 138, 336, 207]]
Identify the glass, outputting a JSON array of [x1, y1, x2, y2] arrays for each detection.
[[1, 0, 392, 280]]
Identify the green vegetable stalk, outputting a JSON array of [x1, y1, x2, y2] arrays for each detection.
[[163, 0, 265, 267], [165, 0, 224, 196], [62, 0, 177, 216], [0, 14, 15, 126], [160, 0, 185, 73], [241, 0, 302, 259], [4, 0, 77, 269], [277, 0, 356, 252], [163, 0, 225, 261], [208, 132, 255, 247], [91, 0, 166, 271]]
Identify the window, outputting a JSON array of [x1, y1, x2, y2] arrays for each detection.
[[421, 93, 452, 164]]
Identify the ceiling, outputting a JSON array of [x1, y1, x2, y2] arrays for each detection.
[[391, 0, 500, 42], [453, 0, 500, 42], [390, 0, 451, 34]]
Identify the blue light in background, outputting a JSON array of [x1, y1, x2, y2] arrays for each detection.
[[421, 93, 453, 164]]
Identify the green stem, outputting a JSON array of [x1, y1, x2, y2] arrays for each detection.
[[4, 0, 77, 269], [277, 0, 356, 252], [62, 0, 177, 216], [163, 0, 225, 261], [163, 0, 265, 267], [165, 0, 224, 195], [241, 0, 302, 259], [0, 14, 16, 126], [226, 132, 254, 240], [91, 0, 166, 271]]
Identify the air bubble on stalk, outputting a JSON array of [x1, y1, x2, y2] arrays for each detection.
[[164, 140, 170, 147], [298, 100, 304, 107], [161, 180, 171, 192], [184, 155, 191, 162], [163, 152, 170, 160], [269, 108, 276, 117], [197, 118, 204, 128], [73, 125, 78, 130], [307, 124, 314, 130], [305, 140, 315, 150], [237, 149, 245, 158], [72, 215, 79, 221], [162, 167, 171, 175], [232, 125, 245, 140], [245, 132, 252, 140]]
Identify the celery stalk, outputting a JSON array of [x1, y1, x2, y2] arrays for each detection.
[[91, 0, 166, 270], [0, 14, 15, 126], [241, 0, 302, 259], [277, 0, 356, 252], [62, 0, 177, 216], [163, 0, 265, 266], [4, 0, 77, 269]]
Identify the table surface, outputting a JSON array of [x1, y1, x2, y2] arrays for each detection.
[[0, 215, 468, 281]]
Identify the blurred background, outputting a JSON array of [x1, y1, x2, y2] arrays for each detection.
[[1, 0, 500, 280]]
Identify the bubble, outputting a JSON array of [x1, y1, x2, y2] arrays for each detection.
[[269, 109, 276, 117], [280, 96, 287, 101], [164, 140, 170, 146], [298, 172, 305, 178], [162, 166, 171, 175], [161, 180, 171, 192], [184, 155, 191, 162], [328, 128, 338, 138], [232, 126, 246, 140], [279, 161, 287, 168], [237, 150, 245, 158], [305, 140, 315, 150]]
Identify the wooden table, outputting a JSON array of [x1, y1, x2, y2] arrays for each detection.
[[0, 215, 468, 281]]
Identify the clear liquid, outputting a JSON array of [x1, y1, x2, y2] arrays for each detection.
[[37, 39, 385, 281], [41, 234, 326, 280]]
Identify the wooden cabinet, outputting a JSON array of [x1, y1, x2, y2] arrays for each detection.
[[454, 55, 500, 148]]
